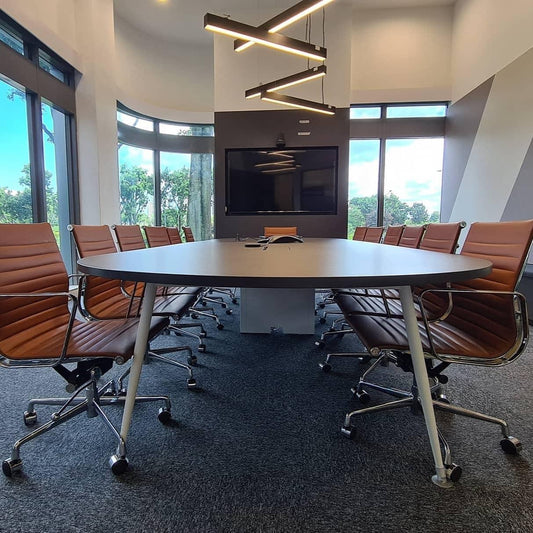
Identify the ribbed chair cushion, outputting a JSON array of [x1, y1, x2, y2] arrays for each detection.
[[363, 227, 384, 243], [352, 226, 367, 241], [182, 226, 195, 242], [398, 226, 425, 248], [144, 226, 171, 248], [112, 225, 146, 252], [382, 225, 405, 246], [166, 227, 182, 244]]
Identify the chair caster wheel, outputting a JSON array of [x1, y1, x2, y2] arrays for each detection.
[[109, 454, 129, 475], [23, 411, 37, 426], [2, 458, 22, 477], [319, 317, 326, 324], [319, 362, 331, 373], [501, 436, 522, 454], [187, 355, 197, 366], [355, 390, 370, 405], [201, 301, 207, 307], [434, 394, 450, 404], [217, 324, 224, 330], [318, 303, 325, 309], [358, 356, 372, 364], [315, 340, 325, 348], [225, 309, 232, 315], [446, 463, 462, 482], [221, 303, 227, 308], [341, 426, 355, 439], [187, 378, 197, 389], [158, 407, 172, 424], [191, 313, 198, 319], [198, 344, 206, 353], [232, 298, 238, 304]]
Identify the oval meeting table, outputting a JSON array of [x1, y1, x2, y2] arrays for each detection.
[[78, 237, 492, 487]]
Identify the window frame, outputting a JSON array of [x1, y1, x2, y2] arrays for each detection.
[[349, 102, 447, 227]]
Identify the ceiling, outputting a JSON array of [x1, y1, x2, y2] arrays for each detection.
[[113, 0, 456, 47]]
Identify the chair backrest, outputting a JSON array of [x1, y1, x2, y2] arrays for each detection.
[[363, 227, 384, 243], [0, 223, 70, 359], [457, 220, 533, 292], [352, 226, 367, 241], [144, 226, 171, 248], [382, 225, 405, 246], [425, 220, 533, 363], [112, 225, 146, 251], [263, 226, 298, 237], [419, 222, 465, 254], [69, 224, 140, 319], [182, 226, 195, 242], [398, 226, 425, 248], [166, 227, 182, 245]]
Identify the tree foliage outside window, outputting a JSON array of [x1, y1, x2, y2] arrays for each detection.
[[347, 191, 439, 238]]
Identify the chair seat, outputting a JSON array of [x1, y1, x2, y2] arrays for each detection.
[[347, 313, 517, 361], [2, 315, 169, 360]]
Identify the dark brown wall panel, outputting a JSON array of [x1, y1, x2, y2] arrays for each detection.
[[214, 108, 350, 239]]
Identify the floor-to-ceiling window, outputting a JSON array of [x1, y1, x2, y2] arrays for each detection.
[[117, 105, 214, 240], [0, 13, 78, 270], [348, 103, 446, 238]]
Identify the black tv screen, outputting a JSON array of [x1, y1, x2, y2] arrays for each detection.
[[225, 147, 338, 215]]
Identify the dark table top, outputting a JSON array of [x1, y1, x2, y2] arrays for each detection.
[[77, 238, 492, 289]]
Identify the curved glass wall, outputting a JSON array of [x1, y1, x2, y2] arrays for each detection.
[[117, 105, 214, 240]]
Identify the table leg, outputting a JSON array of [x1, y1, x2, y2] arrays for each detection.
[[398, 285, 452, 488], [120, 282, 157, 440]]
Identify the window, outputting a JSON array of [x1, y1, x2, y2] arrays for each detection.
[[348, 103, 447, 236], [117, 105, 214, 240], [0, 12, 78, 270]]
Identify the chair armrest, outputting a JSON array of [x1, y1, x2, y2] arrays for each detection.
[[0, 291, 79, 367], [417, 288, 529, 365]]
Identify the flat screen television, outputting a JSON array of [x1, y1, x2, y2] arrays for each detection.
[[225, 146, 338, 216]]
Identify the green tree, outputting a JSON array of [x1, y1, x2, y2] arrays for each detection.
[[409, 202, 429, 225], [383, 192, 409, 225], [119, 164, 153, 225], [160, 166, 190, 230]]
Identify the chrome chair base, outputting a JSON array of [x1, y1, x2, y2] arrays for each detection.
[[2, 366, 172, 477]]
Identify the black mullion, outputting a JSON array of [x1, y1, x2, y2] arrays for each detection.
[[376, 137, 386, 227], [26, 91, 46, 222], [154, 146, 161, 226]]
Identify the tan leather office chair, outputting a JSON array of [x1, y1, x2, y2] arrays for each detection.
[[318, 221, 468, 368], [363, 226, 384, 243], [112, 224, 146, 251], [352, 226, 367, 241], [69, 224, 203, 377], [397, 225, 425, 248], [143, 226, 171, 247], [382, 225, 405, 246], [182, 226, 195, 243], [0, 223, 172, 477], [167, 227, 183, 244], [263, 226, 298, 237], [341, 220, 533, 481], [113, 225, 223, 331]]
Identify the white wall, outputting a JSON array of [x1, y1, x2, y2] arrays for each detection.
[[0, 0, 81, 69], [214, 2, 351, 112], [451, 0, 533, 102], [114, 16, 214, 123], [350, 5, 453, 104]]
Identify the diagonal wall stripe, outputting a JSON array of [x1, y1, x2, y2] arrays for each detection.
[[449, 48, 533, 227], [441, 77, 493, 222]]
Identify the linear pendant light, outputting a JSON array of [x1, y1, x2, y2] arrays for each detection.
[[204, 13, 327, 62], [260, 91, 336, 115], [245, 65, 327, 99], [234, 0, 335, 52]]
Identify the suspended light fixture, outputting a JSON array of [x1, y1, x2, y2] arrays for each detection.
[[260, 92, 336, 115], [204, 13, 327, 62], [235, 0, 335, 52], [245, 66, 327, 99]]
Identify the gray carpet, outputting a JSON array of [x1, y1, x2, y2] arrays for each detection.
[[1, 297, 532, 533]]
